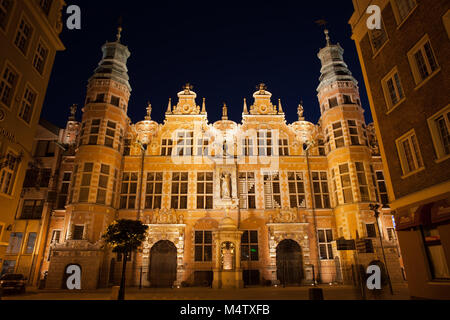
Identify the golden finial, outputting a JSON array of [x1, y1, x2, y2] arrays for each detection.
[[145, 102, 152, 120], [166, 98, 172, 114], [222, 102, 228, 120], [183, 83, 193, 93], [201, 98, 206, 114], [278, 99, 284, 114], [257, 83, 267, 92], [243, 98, 248, 114]]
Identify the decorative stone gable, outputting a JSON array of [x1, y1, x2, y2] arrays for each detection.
[[249, 84, 278, 115], [172, 84, 201, 115]]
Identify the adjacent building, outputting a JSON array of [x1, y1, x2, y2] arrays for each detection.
[[350, 0, 450, 299], [30, 28, 405, 290], [0, 0, 65, 271]]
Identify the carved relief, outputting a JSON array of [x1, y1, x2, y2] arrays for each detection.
[[151, 208, 184, 225]]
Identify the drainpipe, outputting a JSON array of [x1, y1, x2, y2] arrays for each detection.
[[305, 143, 321, 284]]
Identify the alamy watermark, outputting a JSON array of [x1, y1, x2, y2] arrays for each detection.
[[367, 5, 382, 30]]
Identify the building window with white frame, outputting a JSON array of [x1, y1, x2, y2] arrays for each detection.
[[339, 164, 353, 204], [408, 35, 439, 85], [51, 229, 61, 244], [171, 172, 188, 209], [0, 64, 19, 108], [161, 138, 173, 156], [263, 172, 281, 209], [288, 172, 306, 208], [196, 138, 209, 157], [355, 162, 370, 202], [79, 163, 93, 203], [145, 172, 162, 209], [0, 0, 13, 30], [24, 232, 37, 254], [33, 41, 49, 75], [396, 130, 424, 176], [382, 68, 405, 111], [197, 172, 213, 209], [238, 172, 256, 209], [176, 131, 193, 156], [394, 0, 417, 23], [312, 172, 330, 209], [242, 137, 255, 157], [318, 229, 333, 260], [120, 172, 138, 209], [375, 171, 389, 205], [14, 17, 33, 54], [369, 17, 388, 53], [0, 151, 20, 196], [96, 164, 109, 205], [18, 85, 37, 123], [428, 105, 450, 160], [333, 122, 345, 148], [257, 130, 273, 156]]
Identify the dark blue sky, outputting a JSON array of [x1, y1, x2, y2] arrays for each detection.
[[43, 0, 372, 128]]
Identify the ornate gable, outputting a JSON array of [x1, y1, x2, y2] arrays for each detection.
[[171, 83, 201, 115], [249, 83, 278, 115]]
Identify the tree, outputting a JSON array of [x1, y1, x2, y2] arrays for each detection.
[[102, 219, 148, 300]]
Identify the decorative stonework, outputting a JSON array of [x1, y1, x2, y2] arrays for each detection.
[[172, 84, 201, 115], [150, 208, 185, 224], [249, 84, 278, 115]]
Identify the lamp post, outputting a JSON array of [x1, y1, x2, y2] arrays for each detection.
[[369, 203, 394, 295]]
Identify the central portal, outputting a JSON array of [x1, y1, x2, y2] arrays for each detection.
[[149, 240, 177, 287], [276, 239, 303, 286]]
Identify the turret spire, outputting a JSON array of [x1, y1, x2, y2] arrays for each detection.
[[243, 98, 248, 114], [201, 98, 206, 114], [166, 98, 172, 114], [324, 29, 331, 46], [278, 99, 284, 114]]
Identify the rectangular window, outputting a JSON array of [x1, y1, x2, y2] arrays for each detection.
[[18, 85, 37, 123], [339, 164, 353, 204], [376, 171, 389, 205], [242, 138, 254, 156], [396, 130, 424, 176], [355, 162, 369, 202], [51, 229, 61, 244], [278, 139, 289, 156], [238, 172, 256, 209], [0, 151, 19, 195], [14, 17, 33, 54], [72, 225, 84, 240], [79, 162, 93, 203], [408, 36, 439, 85], [382, 69, 405, 110], [120, 172, 138, 209], [318, 139, 326, 156], [312, 172, 330, 209], [104, 121, 116, 148], [343, 95, 353, 104], [328, 97, 338, 108], [369, 18, 388, 53], [161, 138, 173, 156], [387, 227, 396, 242], [57, 172, 71, 209], [145, 172, 163, 209], [24, 232, 37, 254], [318, 229, 333, 260], [176, 131, 193, 156], [422, 226, 450, 280], [0, 64, 19, 108], [194, 230, 212, 262], [197, 172, 213, 209], [263, 172, 281, 209], [88, 119, 101, 145], [96, 164, 109, 204], [20, 199, 44, 219], [333, 122, 345, 148], [171, 172, 188, 209], [6, 232, 23, 254], [258, 131, 273, 156], [428, 105, 450, 160], [196, 138, 209, 156], [348, 120, 360, 145], [95, 93, 105, 103], [241, 230, 259, 261], [0, 0, 13, 30], [123, 139, 131, 156], [394, 0, 416, 22], [35, 140, 55, 157], [366, 223, 377, 238], [39, 0, 53, 15], [288, 172, 306, 208], [110, 95, 120, 107], [32, 41, 49, 75]]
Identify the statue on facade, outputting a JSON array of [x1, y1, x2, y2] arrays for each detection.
[[220, 172, 231, 199], [298, 102, 304, 120]]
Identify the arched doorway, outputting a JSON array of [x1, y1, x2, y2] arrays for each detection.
[[149, 240, 177, 287], [276, 239, 303, 286]]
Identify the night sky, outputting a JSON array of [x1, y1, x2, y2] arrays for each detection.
[[43, 0, 372, 128]]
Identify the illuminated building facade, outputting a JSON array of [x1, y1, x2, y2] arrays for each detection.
[[39, 28, 404, 290]]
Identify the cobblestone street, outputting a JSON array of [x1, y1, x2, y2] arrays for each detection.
[[1, 284, 411, 300]]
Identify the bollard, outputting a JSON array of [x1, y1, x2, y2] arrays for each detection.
[[309, 287, 324, 300], [110, 286, 120, 300]]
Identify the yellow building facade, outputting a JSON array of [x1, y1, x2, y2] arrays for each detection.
[[0, 0, 65, 272], [39, 29, 404, 290]]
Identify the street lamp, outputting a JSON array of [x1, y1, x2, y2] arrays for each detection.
[[369, 203, 394, 295]]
